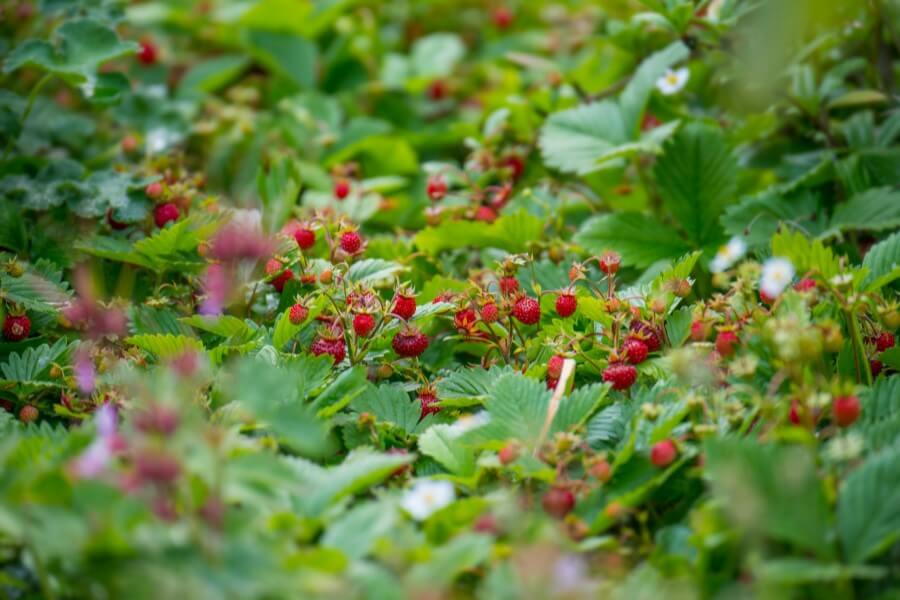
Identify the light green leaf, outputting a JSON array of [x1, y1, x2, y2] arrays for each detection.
[[126, 334, 204, 360], [838, 443, 900, 563], [418, 424, 476, 476], [574, 212, 692, 268], [619, 41, 689, 133]]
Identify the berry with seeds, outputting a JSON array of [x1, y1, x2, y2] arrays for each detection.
[[650, 439, 678, 467], [353, 313, 376, 337], [418, 387, 441, 420], [310, 335, 346, 364], [333, 178, 351, 200], [623, 338, 649, 364], [603, 362, 637, 391], [629, 320, 662, 352], [18, 404, 38, 424], [426, 175, 447, 201], [541, 487, 575, 519], [512, 295, 540, 325], [265, 258, 293, 293], [289, 303, 308, 325], [454, 307, 477, 331], [294, 227, 316, 250], [474, 205, 497, 223], [339, 230, 363, 254], [833, 395, 860, 427], [599, 251, 621, 275], [145, 181, 163, 199], [715, 330, 739, 357], [690, 320, 711, 342], [392, 293, 417, 320], [555, 293, 577, 318], [153, 202, 180, 228], [3, 314, 31, 341], [872, 331, 895, 353], [481, 302, 499, 323], [392, 327, 429, 358], [547, 355, 565, 380], [499, 276, 519, 296], [137, 39, 158, 65]]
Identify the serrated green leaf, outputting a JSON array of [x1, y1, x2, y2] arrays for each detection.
[[838, 443, 900, 563], [418, 424, 476, 476], [771, 228, 841, 279], [126, 334, 204, 360], [824, 188, 900, 238], [574, 213, 691, 268], [862, 230, 900, 290], [345, 258, 405, 285]]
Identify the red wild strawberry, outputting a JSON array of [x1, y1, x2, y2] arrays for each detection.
[[3, 314, 30, 341], [265, 258, 293, 293], [427, 79, 447, 101], [137, 39, 158, 65], [603, 362, 637, 391], [759, 289, 776, 305], [121, 135, 138, 154], [789, 400, 801, 425], [353, 313, 376, 337], [546, 377, 559, 390], [145, 181, 163, 199], [641, 112, 662, 131], [426, 175, 448, 201], [629, 320, 662, 352], [871, 359, 883, 377], [590, 459, 612, 482], [498, 443, 519, 465], [106, 208, 128, 230], [392, 293, 417, 320], [599, 251, 621, 275], [153, 202, 180, 228], [481, 302, 499, 323], [690, 320, 711, 342], [499, 276, 519, 296], [474, 206, 497, 223], [392, 327, 429, 358], [18, 404, 38, 424], [715, 330, 739, 357], [542, 486, 575, 519], [294, 227, 316, 250], [833, 395, 860, 427], [333, 178, 351, 200], [339, 230, 363, 254], [454, 307, 478, 331], [555, 293, 577, 318], [794, 278, 817, 292], [289, 303, 309, 325], [650, 439, 678, 467], [500, 154, 524, 179], [418, 387, 441, 420], [491, 6, 514, 29], [623, 338, 649, 364], [310, 335, 346, 364], [872, 331, 895, 353], [512, 295, 540, 325], [547, 355, 565, 380]]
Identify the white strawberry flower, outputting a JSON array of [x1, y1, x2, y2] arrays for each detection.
[[401, 479, 455, 521], [760, 257, 795, 298], [447, 410, 490, 437], [656, 67, 690, 95], [710, 236, 747, 273]]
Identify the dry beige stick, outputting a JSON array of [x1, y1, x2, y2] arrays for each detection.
[[534, 358, 576, 455]]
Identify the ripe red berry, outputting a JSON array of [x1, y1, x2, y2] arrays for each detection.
[[629, 320, 662, 352], [499, 276, 519, 296], [353, 313, 376, 337], [145, 181, 163, 199], [491, 6, 514, 29], [541, 486, 575, 519], [392, 294, 417, 320], [294, 227, 316, 250], [512, 296, 540, 325], [546, 377, 559, 390], [759, 289, 776, 305], [789, 400, 801, 425], [871, 359, 883, 377], [137, 39, 158, 65], [310, 335, 346, 364], [623, 338, 649, 364], [3, 314, 31, 341], [555, 293, 577, 318], [265, 259, 293, 293], [603, 362, 637, 391], [392, 328, 429, 358], [650, 439, 678, 468], [454, 307, 478, 331], [474, 206, 497, 223], [498, 443, 519, 465], [690, 320, 710, 342], [18, 404, 38, 424], [873, 332, 895, 353], [418, 388, 440, 420], [289, 303, 308, 325], [333, 178, 351, 200], [715, 330, 739, 357], [547, 355, 565, 380], [339, 230, 363, 254], [106, 208, 128, 230], [833, 395, 861, 427], [427, 79, 447, 101], [599, 251, 621, 275], [153, 202, 180, 228], [794, 278, 816, 292], [426, 175, 448, 201], [481, 302, 499, 323]]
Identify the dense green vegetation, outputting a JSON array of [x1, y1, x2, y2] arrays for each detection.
[[1, 0, 899, 598]]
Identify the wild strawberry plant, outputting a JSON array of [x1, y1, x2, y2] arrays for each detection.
[[0, 0, 899, 598]]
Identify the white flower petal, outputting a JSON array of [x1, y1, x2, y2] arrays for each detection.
[[401, 479, 456, 521]]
